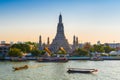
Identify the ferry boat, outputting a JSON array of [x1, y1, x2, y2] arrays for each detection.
[[37, 57, 68, 62], [10, 57, 27, 62], [90, 57, 103, 61], [67, 68, 98, 73]]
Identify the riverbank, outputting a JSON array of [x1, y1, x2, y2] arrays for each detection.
[[68, 56, 120, 60], [1, 56, 120, 61]]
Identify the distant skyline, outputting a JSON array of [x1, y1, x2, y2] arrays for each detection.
[[0, 0, 120, 44]]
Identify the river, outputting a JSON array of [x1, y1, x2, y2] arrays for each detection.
[[0, 60, 120, 80]]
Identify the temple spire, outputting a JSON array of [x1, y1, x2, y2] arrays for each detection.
[[57, 13, 64, 35], [39, 35, 42, 46], [73, 35, 76, 46], [39, 35, 42, 50], [47, 37, 50, 47], [59, 13, 62, 23]]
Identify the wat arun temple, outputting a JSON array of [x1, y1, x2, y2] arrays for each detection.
[[50, 14, 71, 53], [39, 14, 79, 53]]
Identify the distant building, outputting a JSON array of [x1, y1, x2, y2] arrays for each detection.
[[78, 43, 84, 48], [72, 35, 79, 51], [38, 35, 43, 50], [38, 35, 50, 50], [97, 41, 101, 45], [0, 44, 10, 57], [10, 41, 14, 46], [47, 37, 50, 47], [104, 43, 120, 50], [17, 41, 23, 44], [1, 41, 6, 44]]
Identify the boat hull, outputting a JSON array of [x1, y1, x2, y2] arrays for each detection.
[[67, 68, 98, 73], [13, 65, 28, 71], [37, 57, 68, 62]]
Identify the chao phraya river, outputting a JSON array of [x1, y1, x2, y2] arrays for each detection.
[[0, 60, 120, 80]]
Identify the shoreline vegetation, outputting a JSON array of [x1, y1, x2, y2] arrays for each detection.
[[1, 41, 120, 61]]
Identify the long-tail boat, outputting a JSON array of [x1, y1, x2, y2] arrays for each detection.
[[67, 68, 98, 73], [13, 65, 28, 71]]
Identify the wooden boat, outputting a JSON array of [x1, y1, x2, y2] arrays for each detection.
[[13, 65, 28, 71], [67, 68, 98, 73], [37, 57, 68, 62]]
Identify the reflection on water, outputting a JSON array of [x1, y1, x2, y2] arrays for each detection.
[[0, 61, 120, 80]]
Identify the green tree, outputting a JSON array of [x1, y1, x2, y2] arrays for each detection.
[[31, 49, 43, 57], [41, 50, 46, 55], [75, 48, 89, 56], [89, 47, 95, 52], [104, 46, 116, 53], [11, 43, 31, 53], [93, 45, 104, 53], [8, 48, 22, 57], [25, 41, 38, 50]]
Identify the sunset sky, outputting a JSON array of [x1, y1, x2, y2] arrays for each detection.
[[0, 0, 120, 44]]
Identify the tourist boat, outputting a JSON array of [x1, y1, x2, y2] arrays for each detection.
[[67, 68, 98, 73], [13, 65, 28, 71], [90, 57, 103, 61], [10, 57, 27, 62], [37, 57, 68, 62]]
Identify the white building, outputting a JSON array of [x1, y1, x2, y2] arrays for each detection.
[[0, 44, 10, 57], [104, 43, 120, 49]]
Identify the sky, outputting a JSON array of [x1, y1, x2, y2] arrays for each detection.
[[0, 0, 120, 44]]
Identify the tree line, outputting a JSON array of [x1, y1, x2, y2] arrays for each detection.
[[8, 42, 46, 57], [8, 42, 116, 57], [72, 43, 116, 56]]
